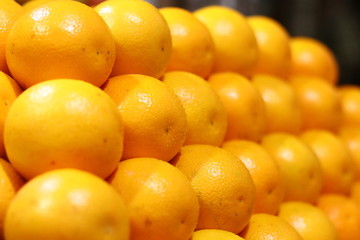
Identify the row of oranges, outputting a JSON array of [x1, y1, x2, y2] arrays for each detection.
[[1, 0, 360, 240]]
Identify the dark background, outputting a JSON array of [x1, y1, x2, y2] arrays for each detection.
[[149, 0, 360, 86]]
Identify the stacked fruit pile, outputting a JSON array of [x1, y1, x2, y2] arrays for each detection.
[[1, 0, 360, 239]]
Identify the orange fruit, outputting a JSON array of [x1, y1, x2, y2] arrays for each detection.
[[338, 125, 360, 180], [0, 158, 24, 237], [4, 79, 124, 180], [261, 133, 323, 203], [108, 157, 199, 240], [0, 0, 23, 74], [6, 0, 115, 89], [4, 168, 129, 240], [222, 139, 285, 215], [191, 229, 245, 240], [0, 72, 22, 159], [162, 71, 227, 146], [102, 74, 186, 161], [208, 72, 266, 142], [317, 194, 360, 240], [94, 0, 171, 79], [171, 144, 255, 234], [290, 76, 341, 132], [278, 201, 338, 240], [301, 129, 356, 195], [338, 85, 360, 127], [240, 213, 303, 240], [22, 0, 72, 11], [350, 181, 360, 207], [159, 7, 215, 78], [247, 16, 291, 78], [289, 37, 339, 85], [252, 74, 302, 134], [193, 6, 258, 75]]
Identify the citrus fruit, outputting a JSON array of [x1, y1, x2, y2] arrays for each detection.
[[160, 7, 215, 78], [4, 79, 124, 180], [350, 181, 360, 206], [261, 133, 323, 203], [222, 139, 285, 214], [338, 84, 360, 127], [171, 144, 255, 234], [301, 129, 356, 195], [191, 229, 245, 240], [278, 201, 338, 240], [194, 6, 258, 75], [4, 168, 129, 240], [162, 71, 227, 146], [102, 74, 187, 161], [108, 157, 199, 240], [6, 0, 115, 88], [208, 72, 266, 142], [94, 0, 171, 79], [22, 0, 72, 11]]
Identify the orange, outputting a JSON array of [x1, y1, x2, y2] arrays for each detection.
[[0, 158, 24, 237], [247, 16, 291, 78], [252, 74, 302, 134], [278, 201, 338, 240], [193, 6, 258, 75], [208, 72, 266, 142], [191, 229, 245, 240], [102, 74, 186, 161], [222, 139, 285, 214], [94, 0, 171, 79], [240, 213, 303, 240], [338, 125, 360, 180], [289, 37, 339, 85], [301, 129, 356, 195], [350, 181, 360, 207], [159, 7, 215, 78], [4, 79, 124, 180], [290, 76, 341, 132], [22, 0, 72, 11], [0, 0, 23, 74], [0, 72, 22, 159], [171, 144, 255, 234], [338, 84, 360, 127], [108, 157, 199, 240], [261, 133, 323, 203], [162, 71, 227, 146], [317, 194, 360, 240], [4, 168, 129, 240], [6, 0, 115, 88]]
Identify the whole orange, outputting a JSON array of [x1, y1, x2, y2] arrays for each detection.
[[338, 85, 360, 127], [4, 79, 124, 180]]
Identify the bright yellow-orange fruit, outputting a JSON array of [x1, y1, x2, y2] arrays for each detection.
[[208, 72, 266, 142], [0, 158, 24, 237], [160, 7, 215, 78], [338, 85, 360, 127], [194, 6, 258, 75], [289, 37, 339, 85], [22, 0, 72, 11], [278, 201, 338, 240], [4, 169, 129, 240], [94, 0, 171, 79], [108, 157, 199, 240], [261, 133, 323, 203], [102, 74, 187, 161], [0, 0, 23, 74], [290, 76, 341, 132], [222, 140, 285, 215], [301, 129, 356, 195], [240, 213, 303, 240], [252, 74, 302, 134], [162, 71, 227, 146], [0, 72, 22, 159], [247, 16, 291, 78], [191, 229, 245, 240], [338, 126, 360, 180], [6, 0, 115, 88], [317, 194, 360, 240], [4, 79, 124, 180], [171, 144, 255, 234], [350, 181, 360, 207]]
